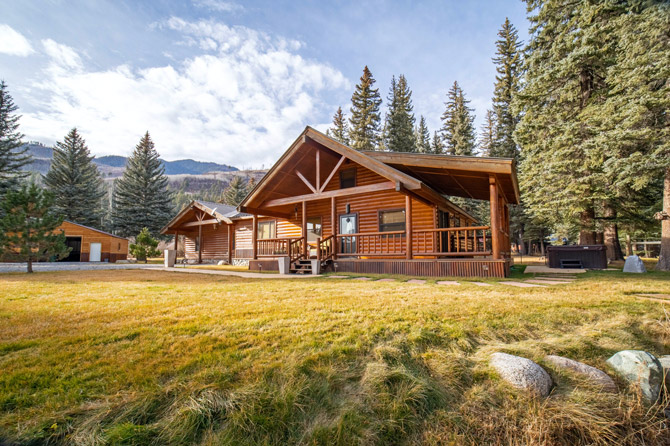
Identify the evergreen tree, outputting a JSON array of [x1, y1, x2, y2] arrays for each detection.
[[430, 131, 444, 154], [349, 66, 382, 151], [385, 75, 416, 152], [326, 107, 349, 145], [44, 128, 105, 227], [129, 227, 160, 263], [441, 81, 476, 156], [112, 132, 172, 237], [415, 116, 431, 153], [479, 110, 497, 157], [491, 18, 523, 159], [0, 183, 69, 273], [0, 81, 29, 197], [221, 175, 249, 206]]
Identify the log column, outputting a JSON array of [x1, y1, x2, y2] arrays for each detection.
[[302, 201, 308, 258], [198, 223, 203, 264], [331, 196, 337, 260], [227, 224, 233, 264], [489, 175, 500, 260], [252, 215, 258, 260], [174, 231, 179, 255], [405, 195, 413, 260]]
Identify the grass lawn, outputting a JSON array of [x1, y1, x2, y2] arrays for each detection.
[[0, 269, 669, 445]]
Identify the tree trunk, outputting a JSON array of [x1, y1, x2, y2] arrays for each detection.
[[657, 167, 670, 271], [603, 204, 624, 260], [540, 238, 545, 256], [518, 227, 526, 256], [27, 257, 33, 274], [625, 234, 632, 257], [579, 208, 596, 244]]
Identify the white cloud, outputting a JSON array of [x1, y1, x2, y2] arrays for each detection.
[[20, 19, 349, 168], [0, 24, 34, 57], [192, 0, 244, 13]]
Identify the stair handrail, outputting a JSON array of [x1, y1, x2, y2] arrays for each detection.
[[289, 237, 306, 263], [318, 235, 335, 263]]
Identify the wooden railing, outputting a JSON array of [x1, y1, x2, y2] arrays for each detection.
[[289, 237, 305, 263], [335, 231, 406, 257], [413, 226, 491, 256], [257, 238, 291, 257], [317, 235, 335, 262]]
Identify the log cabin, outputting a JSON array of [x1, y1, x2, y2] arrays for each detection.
[[234, 126, 519, 278]]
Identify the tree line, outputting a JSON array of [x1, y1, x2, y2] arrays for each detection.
[[327, 2, 669, 269]]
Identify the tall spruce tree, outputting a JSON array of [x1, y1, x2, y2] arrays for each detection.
[[221, 176, 249, 206], [490, 18, 523, 159], [430, 131, 444, 154], [326, 107, 350, 145], [385, 75, 416, 152], [479, 110, 497, 157], [112, 132, 172, 237], [44, 128, 105, 227], [0, 81, 29, 198], [349, 66, 382, 151], [441, 81, 476, 156], [415, 116, 431, 153]]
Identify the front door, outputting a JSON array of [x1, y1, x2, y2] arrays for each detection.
[[438, 210, 450, 253], [339, 213, 357, 255], [89, 243, 102, 262]]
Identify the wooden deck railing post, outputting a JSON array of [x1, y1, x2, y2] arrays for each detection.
[[490, 175, 500, 260], [406, 195, 413, 260], [316, 236, 321, 262], [252, 215, 258, 260]]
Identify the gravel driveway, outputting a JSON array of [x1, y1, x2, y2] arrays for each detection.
[[0, 262, 159, 273]]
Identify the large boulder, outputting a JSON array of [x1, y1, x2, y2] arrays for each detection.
[[623, 255, 646, 273], [606, 350, 663, 402], [546, 355, 616, 392], [659, 355, 670, 388], [490, 352, 553, 397]]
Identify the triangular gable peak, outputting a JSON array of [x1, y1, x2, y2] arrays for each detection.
[[161, 201, 238, 234], [239, 126, 472, 219]]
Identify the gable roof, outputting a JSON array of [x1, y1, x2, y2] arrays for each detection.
[[160, 200, 251, 234], [62, 220, 128, 240]]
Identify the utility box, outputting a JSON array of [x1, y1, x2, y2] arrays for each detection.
[[164, 250, 176, 268], [546, 245, 607, 269]]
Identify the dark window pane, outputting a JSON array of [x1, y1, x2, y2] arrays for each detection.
[[339, 168, 356, 189]]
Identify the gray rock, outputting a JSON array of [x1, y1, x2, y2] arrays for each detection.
[[659, 355, 670, 388], [606, 350, 663, 402], [490, 352, 553, 397], [546, 355, 616, 392], [623, 255, 646, 273], [217, 260, 228, 266]]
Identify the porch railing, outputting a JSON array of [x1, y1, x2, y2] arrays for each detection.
[[289, 237, 305, 263], [335, 231, 406, 257], [257, 238, 291, 257], [317, 235, 335, 262], [412, 226, 491, 256]]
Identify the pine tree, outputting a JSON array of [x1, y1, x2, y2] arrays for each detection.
[[44, 128, 105, 227], [221, 175, 249, 206], [112, 132, 172, 237], [415, 116, 431, 153], [490, 18, 522, 159], [349, 66, 382, 151], [0, 81, 29, 197], [327, 107, 349, 145], [441, 81, 476, 156], [385, 75, 416, 152], [0, 183, 69, 273], [430, 131, 444, 154], [129, 227, 160, 263], [479, 110, 497, 157]]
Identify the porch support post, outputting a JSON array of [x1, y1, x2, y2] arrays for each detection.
[[302, 200, 308, 258], [227, 224, 233, 264], [252, 215, 258, 260], [331, 196, 337, 260], [174, 231, 179, 255], [198, 224, 203, 264], [489, 175, 500, 260], [406, 195, 413, 260]]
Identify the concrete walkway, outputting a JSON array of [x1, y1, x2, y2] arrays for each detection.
[[147, 267, 321, 279]]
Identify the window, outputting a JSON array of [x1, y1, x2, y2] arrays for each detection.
[[306, 217, 322, 242], [379, 209, 406, 233], [258, 221, 276, 239], [339, 168, 356, 189]]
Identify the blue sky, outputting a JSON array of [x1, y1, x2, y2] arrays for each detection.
[[0, 0, 529, 168]]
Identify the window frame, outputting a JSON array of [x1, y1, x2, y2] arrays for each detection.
[[339, 167, 356, 189], [378, 208, 407, 234], [257, 220, 277, 240]]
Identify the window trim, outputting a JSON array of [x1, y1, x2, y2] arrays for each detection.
[[378, 208, 407, 234], [257, 220, 277, 239], [339, 167, 357, 189]]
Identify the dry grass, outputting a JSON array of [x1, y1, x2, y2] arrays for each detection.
[[0, 268, 669, 445]]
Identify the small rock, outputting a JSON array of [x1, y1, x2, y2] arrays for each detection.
[[623, 255, 646, 273], [217, 260, 227, 266], [546, 355, 616, 392], [407, 279, 426, 284], [606, 350, 663, 402], [658, 355, 670, 388], [490, 352, 553, 397]]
